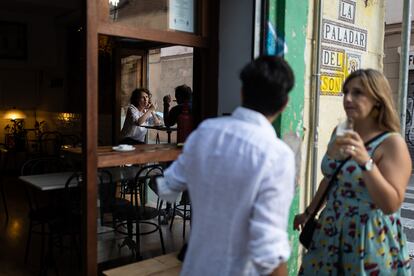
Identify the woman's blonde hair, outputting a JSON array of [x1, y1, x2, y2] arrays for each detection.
[[343, 69, 400, 132]]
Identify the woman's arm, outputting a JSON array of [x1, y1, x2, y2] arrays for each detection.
[[361, 135, 411, 214], [151, 111, 161, 126], [294, 129, 344, 230], [135, 104, 156, 126], [341, 133, 411, 214], [293, 177, 329, 230]]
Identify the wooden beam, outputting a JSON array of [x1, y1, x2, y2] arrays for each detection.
[[98, 23, 209, 48], [85, 0, 98, 275]]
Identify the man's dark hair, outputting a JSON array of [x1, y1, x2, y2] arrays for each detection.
[[240, 56, 294, 116], [175, 84, 192, 104]]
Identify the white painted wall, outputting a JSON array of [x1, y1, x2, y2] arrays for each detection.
[[385, 0, 413, 24], [218, 0, 253, 115]]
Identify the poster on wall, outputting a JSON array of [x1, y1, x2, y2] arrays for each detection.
[[169, 0, 194, 33]]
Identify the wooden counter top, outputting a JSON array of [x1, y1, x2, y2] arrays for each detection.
[[64, 144, 182, 168], [103, 252, 181, 276]]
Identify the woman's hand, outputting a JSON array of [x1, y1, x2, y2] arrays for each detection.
[[326, 137, 345, 160], [336, 131, 370, 165], [147, 103, 157, 112], [293, 212, 308, 231]]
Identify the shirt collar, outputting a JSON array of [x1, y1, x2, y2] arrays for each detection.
[[232, 107, 278, 139]]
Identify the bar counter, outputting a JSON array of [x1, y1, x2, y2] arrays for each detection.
[[64, 144, 182, 168]]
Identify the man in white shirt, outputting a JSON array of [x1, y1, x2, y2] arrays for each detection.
[[157, 56, 296, 276]]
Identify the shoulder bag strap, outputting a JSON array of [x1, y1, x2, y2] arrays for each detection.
[[309, 131, 389, 218]]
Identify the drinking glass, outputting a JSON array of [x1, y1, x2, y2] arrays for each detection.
[[335, 117, 353, 159], [336, 117, 354, 137]]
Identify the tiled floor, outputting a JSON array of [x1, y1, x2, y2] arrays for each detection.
[[0, 175, 189, 275]]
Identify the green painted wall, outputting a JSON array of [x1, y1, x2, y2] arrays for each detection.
[[266, 0, 308, 274]]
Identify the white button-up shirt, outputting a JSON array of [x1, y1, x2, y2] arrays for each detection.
[[157, 107, 295, 276], [120, 104, 156, 142]]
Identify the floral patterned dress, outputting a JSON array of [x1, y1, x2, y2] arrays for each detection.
[[299, 132, 411, 275]]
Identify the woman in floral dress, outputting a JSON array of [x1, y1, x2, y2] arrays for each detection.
[[294, 69, 412, 275]]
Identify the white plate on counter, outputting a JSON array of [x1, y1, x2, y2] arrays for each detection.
[[112, 146, 135, 152]]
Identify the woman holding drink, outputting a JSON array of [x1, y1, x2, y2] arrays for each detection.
[[120, 88, 161, 145], [294, 69, 412, 274]]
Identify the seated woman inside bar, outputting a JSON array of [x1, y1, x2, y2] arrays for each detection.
[[120, 88, 161, 145]]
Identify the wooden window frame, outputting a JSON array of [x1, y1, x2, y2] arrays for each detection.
[[84, 0, 219, 274]]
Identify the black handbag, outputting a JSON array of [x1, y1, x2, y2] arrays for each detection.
[[299, 157, 350, 249], [299, 131, 389, 249]]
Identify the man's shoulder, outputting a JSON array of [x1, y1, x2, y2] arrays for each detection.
[[198, 116, 233, 129]]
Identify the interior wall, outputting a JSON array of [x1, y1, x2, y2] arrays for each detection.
[[218, 0, 253, 115], [0, 10, 69, 142]]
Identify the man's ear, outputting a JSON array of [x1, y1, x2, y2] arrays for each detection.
[[267, 98, 289, 123], [277, 97, 289, 114]]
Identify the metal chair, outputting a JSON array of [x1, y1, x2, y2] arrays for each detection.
[[169, 191, 191, 240], [116, 164, 166, 260], [20, 157, 69, 265], [98, 169, 130, 227], [43, 172, 82, 275], [38, 131, 63, 157]]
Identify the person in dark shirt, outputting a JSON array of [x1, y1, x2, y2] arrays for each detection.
[[162, 85, 193, 250], [163, 84, 192, 127]]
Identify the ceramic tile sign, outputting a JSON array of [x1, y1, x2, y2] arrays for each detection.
[[322, 19, 367, 52], [321, 46, 345, 71], [338, 0, 356, 24], [346, 52, 361, 75], [320, 72, 345, 96]]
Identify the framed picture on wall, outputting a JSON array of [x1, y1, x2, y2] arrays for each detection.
[[0, 21, 27, 60]]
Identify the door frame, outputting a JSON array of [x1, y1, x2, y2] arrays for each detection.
[[113, 46, 148, 144], [85, 0, 219, 274]]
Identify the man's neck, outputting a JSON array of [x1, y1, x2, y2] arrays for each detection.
[[266, 113, 279, 123]]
